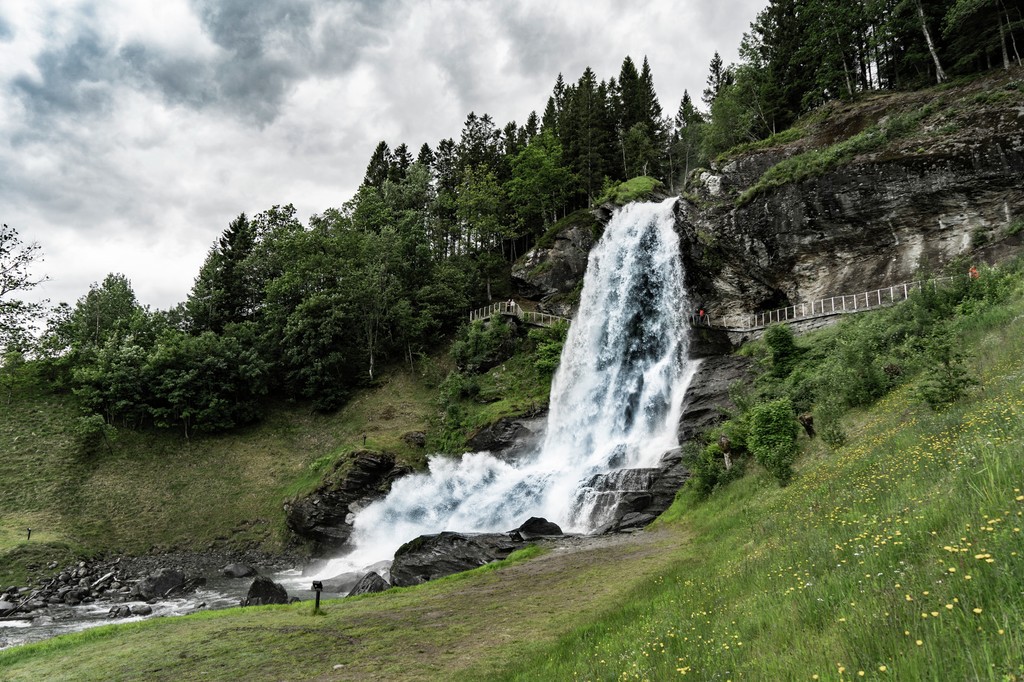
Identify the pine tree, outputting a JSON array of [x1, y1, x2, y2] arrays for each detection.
[[363, 141, 393, 189], [416, 142, 435, 168], [702, 51, 733, 109]]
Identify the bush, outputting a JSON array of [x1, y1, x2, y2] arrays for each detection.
[[917, 327, 975, 409], [450, 319, 519, 374], [527, 321, 568, 376], [763, 324, 800, 378], [747, 398, 799, 484]]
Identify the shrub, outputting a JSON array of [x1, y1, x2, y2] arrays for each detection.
[[747, 398, 799, 484], [528, 321, 568, 376], [764, 324, 800, 378], [917, 328, 975, 409], [450, 319, 519, 374]]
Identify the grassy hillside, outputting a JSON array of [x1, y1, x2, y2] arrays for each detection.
[[0, 368, 438, 586], [3, 264, 1022, 679]]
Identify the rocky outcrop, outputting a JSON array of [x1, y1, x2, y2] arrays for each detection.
[[347, 572, 391, 597], [511, 211, 600, 317], [390, 532, 525, 587], [467, 415, 547, 458], [677, 356, 757, 441], [284, 450, 413, 554]]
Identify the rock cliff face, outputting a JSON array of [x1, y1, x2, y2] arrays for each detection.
[[510, 210, 600, 317], [679, 73, 1024, 323]]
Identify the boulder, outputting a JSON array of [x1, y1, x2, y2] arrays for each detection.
[[321, 571, 362, 595], [107, 605, 132, 619], [346, 572, 391, 597], [132, 604, 153, 616], [131, 568, 186, 601], [390, 532, 525, 587], [467, 418, 531, 453], [222, 563, 258, 579], [0, 601, 15, 613], [241, 576, 289, 606], [510, 517, 563, 540]]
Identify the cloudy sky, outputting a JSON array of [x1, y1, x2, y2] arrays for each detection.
[[1, 0, 765, 311]]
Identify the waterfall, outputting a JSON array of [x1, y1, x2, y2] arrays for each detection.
[[310, 198, 695, 577]]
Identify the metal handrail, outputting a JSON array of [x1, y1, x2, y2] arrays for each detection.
[[710, 276, 957, 331], [468, 302, 569, 328]]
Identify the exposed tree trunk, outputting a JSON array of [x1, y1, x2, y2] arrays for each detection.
[[1009, 3, 1023, 65], [916, 0, 947, 83], [998, 12, 1010, 70]]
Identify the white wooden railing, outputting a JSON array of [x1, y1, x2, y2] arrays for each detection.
[[468, 301, 569, 328], [712, 276, 956, 331]]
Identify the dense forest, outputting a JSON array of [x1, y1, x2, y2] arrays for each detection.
[[1, 0, 1021, 437]]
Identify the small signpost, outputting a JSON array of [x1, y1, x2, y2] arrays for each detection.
[[312, 580, 323, 611]]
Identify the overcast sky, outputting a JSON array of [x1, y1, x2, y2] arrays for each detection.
[[1, 0, 765, 311]]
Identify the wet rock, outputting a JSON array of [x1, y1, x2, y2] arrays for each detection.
[[241, 576, 289, 606], [284, 450, 412, 554], [390, 532, 525, 587], [677, 356, 756, 441], [510, 517, 563, 540], [0, 601, 15, 613], [321, 572, 362, 595], [131, 568, 186, 601], [107, 605, 132, 619], [132, 604, 153, 616], [346, 572, 390, 597], [222, 563, 258, 579], [467, 417, 531, 453]]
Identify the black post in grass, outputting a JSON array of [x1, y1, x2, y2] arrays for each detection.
[[312, 580, 323, 611]]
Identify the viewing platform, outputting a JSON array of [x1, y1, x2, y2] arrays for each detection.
[[468, 301, 569, 328]]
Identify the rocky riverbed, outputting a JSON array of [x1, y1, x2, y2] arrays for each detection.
[[0, 550, 305, 650]]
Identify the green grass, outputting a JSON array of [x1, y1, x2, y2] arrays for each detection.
[[0, 366, 438, 585], [0, 529, 688, 681], [598, 176, 666, 205]]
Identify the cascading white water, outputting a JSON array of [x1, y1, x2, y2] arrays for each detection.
[[310, 198, 695, 578]]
